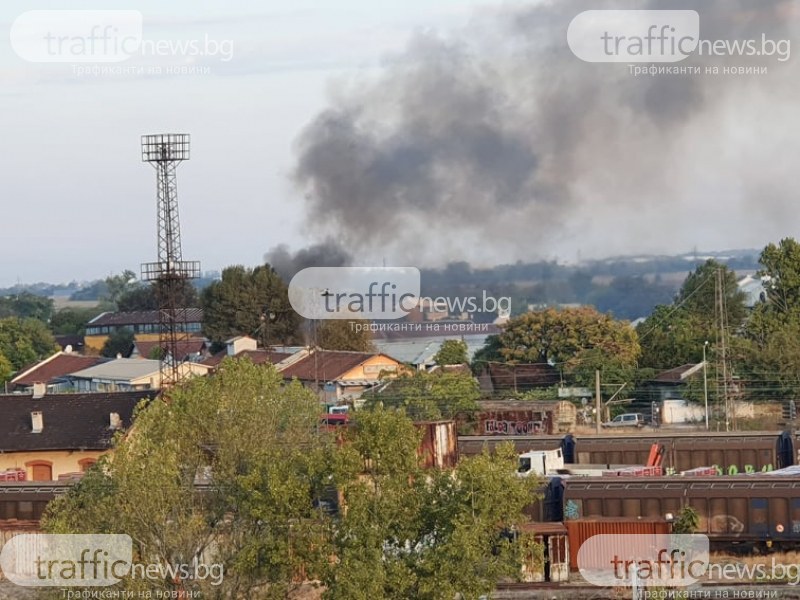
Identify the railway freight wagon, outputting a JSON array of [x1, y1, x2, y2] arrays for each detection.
[[458, 401, 577, 436], [459, 431, 796, 471], [561, 476, 800, 551]]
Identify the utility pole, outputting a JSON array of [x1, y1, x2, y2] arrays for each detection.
[[703, 341, 709, 430], [595, 369, 601, 434], [716, 269, 731, 431]]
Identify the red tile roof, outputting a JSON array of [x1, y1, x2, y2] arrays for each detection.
[[10, 353, 107, 388], [134, 338, 207, 360], [280, 351, 393, 382]]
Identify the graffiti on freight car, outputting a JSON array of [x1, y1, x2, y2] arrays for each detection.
[[709, 514, 745, 533], [564, 500, 580, 520], [484, 420, 543, 435]]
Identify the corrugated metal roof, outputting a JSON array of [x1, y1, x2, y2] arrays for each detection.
[[89, 308, 203, 327], [651, 363, 704, 383], [519, 522, 568, 535], [69, 358, 163, 381]]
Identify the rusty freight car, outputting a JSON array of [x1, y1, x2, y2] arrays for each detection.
[[459, 431, 796, 471], [562, 475, 800, 551]]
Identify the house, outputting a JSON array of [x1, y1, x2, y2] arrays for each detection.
[[278, 349, 405, 404], [84, 309, 203, 352], [738, 274, 768, 309], [478, 362, 560, 394], [201, 336, 301, 371], [0, 390, 156, 481], [8, 351, 107, 394], [648, 363, 706, 401], [373, 323, 502, 372], [54, 334, 85, 353], [68, 358, 212, 392], [131, 338, 210, 362]]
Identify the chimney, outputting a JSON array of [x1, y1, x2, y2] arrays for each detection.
[[227, 336, 257, 356], [32, 382, 46, 399], [31, 411, 43, 433], [109, 412, 122, 430]]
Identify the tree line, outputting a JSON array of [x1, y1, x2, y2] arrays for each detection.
[[44, 359, 539, 599]]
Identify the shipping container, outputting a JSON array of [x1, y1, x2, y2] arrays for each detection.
[[564, 517, 670, 570], [415, 420, 458, 469]]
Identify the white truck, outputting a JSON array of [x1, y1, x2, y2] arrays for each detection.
[[517, 449, 565, 477]]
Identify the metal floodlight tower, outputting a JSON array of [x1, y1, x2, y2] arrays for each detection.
[[140, 134, 200, 388]]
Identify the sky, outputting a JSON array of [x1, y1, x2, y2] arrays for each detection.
[[0, 1, 799, 286]]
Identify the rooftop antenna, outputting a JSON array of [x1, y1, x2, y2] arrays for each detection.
[[140, 134, 200, 388]]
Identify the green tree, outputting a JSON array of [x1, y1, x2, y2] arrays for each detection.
[[673, 506, 700, 535], [636, 305, 706, 370], [364, 370, 480, 420], [316, 319, 375, 351], [117, 279, 199, 312], [433, 339, 468, 365], [44, 360, 539, 599], [471, 334, 502, 371], [0, 352, 12, 383], [102, 270, 138, 306], [0, 317, 59, 370], [566, 347, 637, 391], [637, 261, 746, 370], [0, 292, 54, 322], [325, 410, 540, 600], [100, 328, 134, 358], [676, 260, 747, 329], [44, 359, 336, 598], [50, 306, 106, 335], [201, 264, 301, 348], [496, 307, 640, 366], [759, 237, 800, 314]]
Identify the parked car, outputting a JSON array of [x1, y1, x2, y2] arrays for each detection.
[[601, 413, 646, 428]]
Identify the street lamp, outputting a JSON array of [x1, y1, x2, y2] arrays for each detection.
[[703, 341, 709, 430], [260, 311, 277, 362]]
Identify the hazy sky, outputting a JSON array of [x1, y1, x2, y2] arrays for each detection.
[[1, 1, 798, 286]]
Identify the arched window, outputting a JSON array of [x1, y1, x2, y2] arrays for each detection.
[[78, 458, 98, 472], [25, 460, 53, 481]]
